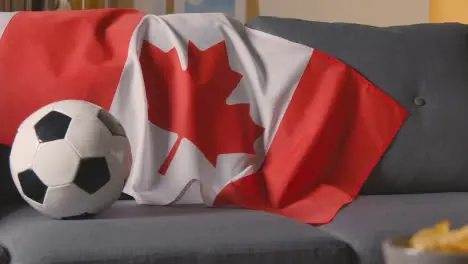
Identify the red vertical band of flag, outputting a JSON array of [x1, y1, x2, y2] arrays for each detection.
[[0, 9, 144, 145], [214, 50, 408, 224]]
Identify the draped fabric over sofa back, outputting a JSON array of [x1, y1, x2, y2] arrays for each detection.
[[247, 17, 468, 194], [3, 15, 468, 201]]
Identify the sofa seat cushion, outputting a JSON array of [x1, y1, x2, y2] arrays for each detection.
[[0, 201, 354, 264], [319, 193, 468, 264]]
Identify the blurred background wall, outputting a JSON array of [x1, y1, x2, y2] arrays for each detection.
[[3, 0, 468, 27], [62, 0, 431, 26], [257, 0, 429, 26]]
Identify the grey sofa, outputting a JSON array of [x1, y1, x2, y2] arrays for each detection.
[[2, 15, 468, 264]]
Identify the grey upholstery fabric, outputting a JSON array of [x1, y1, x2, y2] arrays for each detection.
[[0, 245, 9, 264], [319, 193, 468, 264], [0, 201, 354, 264], [247, 17, 468, 195]]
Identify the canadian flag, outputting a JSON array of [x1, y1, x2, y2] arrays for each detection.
[[0, 9, 407, 224]]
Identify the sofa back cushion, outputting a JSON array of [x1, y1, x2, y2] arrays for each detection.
[[247, 17, 468, 194], [0, 144, 20, 205]]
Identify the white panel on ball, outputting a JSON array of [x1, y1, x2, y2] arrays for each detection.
[[54, 100, 101, 119], [43, 184, 91, 219], [65, 117, 112, 158], [9, 124, 39, 176], [31, 140, 80, 187]]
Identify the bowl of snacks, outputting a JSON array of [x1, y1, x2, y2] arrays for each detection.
[[382, 220, 468, 264]]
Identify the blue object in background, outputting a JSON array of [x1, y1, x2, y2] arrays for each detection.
[[184, 0, 236, 17]]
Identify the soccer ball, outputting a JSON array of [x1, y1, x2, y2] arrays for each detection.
[[9, 100, 131, 219]]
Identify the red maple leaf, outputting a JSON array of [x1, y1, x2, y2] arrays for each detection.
[[140, 40, 264, 175]]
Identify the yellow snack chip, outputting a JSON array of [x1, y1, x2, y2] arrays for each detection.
[[409, 220, 450, 251], [409, 220, 468, 253]]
